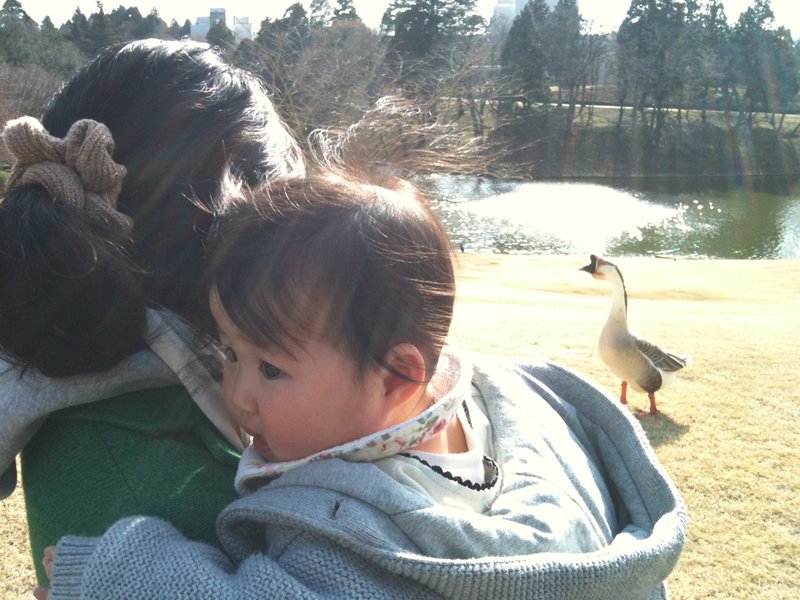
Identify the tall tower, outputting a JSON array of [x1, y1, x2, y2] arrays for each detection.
[[210, 8, 226, 27], [495, 0, 559, 18], [490, 0, 560, 41], [232, 16, 253, 41]]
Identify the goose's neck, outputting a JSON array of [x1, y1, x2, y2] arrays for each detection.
[[605, 271, 629, 329]]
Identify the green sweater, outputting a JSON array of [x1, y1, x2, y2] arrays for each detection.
[[21, 385, 239, 585]]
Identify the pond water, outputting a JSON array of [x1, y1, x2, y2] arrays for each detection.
[[426, 175, 800, 259]]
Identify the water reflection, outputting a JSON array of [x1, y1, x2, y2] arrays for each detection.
[[425, 175, 800, 259]]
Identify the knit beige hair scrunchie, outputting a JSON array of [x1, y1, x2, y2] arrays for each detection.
[[2, 116, 132, 230]]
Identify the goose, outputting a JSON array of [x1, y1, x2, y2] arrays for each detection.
[[580, 254, 689, 415]]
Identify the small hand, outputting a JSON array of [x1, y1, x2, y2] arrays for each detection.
[[32, 546, 56, 599], [32, 586, 49, 600], [43, 546, 55, 579]]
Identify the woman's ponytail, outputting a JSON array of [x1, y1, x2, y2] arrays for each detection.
[[0, 117, 145, 376]]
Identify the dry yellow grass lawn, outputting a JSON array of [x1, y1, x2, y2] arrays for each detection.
[[2, 254, 799, 598], [450, 254, 800, 600]]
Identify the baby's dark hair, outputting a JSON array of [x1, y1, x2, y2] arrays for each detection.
[[0, 39, 302, 376], [208, 171, 456, 381]]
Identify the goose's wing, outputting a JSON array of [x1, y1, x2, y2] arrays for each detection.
[[634, 336, 689, 372]]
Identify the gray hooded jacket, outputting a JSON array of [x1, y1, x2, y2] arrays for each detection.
[[49, 358, 686, 600]]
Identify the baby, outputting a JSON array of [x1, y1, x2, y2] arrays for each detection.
[[208, 170, 493, 506]]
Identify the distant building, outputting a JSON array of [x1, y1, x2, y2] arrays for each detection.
[[493, 2, 515, 23], [489, 2, 516, 39], [493, 0, 557, 22], [191, 16, 210, 40], [210, 8, 226, 27], [190, 9, 252, 42], [490, 0, 559, 39], [232, 16, 253, 42]]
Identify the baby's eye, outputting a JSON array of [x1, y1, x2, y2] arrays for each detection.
[[260, 361, 283, 380], [222, 346, 238, 363]]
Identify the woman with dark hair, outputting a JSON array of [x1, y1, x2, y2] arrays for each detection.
[[0, 38, 304, 584]]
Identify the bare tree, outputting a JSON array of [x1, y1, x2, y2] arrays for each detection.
[[290, 20, 389, 132], [235, 19, 388, 143]]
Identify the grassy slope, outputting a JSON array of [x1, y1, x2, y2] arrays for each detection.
[[2, 255, 799, 598]]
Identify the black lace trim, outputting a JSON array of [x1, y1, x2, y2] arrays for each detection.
[[398, 453, 499, 492], [461, 399, 473, 428]]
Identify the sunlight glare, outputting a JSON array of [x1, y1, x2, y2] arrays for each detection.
[[462, 182, 679, 254]]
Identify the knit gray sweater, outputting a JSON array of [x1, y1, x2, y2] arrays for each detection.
[[49, 358, 686, 600]]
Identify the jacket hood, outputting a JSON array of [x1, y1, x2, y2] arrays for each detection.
[[218, 357, 686, 600]]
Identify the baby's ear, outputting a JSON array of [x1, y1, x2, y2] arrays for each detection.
[[380, 343, 427, 407]]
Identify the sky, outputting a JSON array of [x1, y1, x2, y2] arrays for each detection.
[[20, 1, 800, 37]]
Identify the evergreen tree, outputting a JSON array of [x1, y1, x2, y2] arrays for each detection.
[[207, 19, 235, 51], [255, 3, 308, 54], [677, 0, 713, 120], [309, 0, 333, 27], [731, 0, 798, 124], [380, 0, 485, 104], [63, 7, 90, 47], [138, 7, 168, 39], [281, 2, 308, 29], [700, 0, 732, 115], [616, 0, 686, 130], [85, 1, 116, 54], [546, 0, 582, 104], [108, 6, 143, 41], [251, 4, 310, 97], [168, 18, 193, 40], [232, 37, 261, 70], [168, 18, 182, 39], [500, 0, 551, 102], [36, 13, 87, 75], [730, 0, 774, 118], [381, 0, 484, 60], [544, 0, 602, 132], [1, 0, 31, 21], [40, 15, 55, 33], [0, 0, 38, 65], [333, 0, 359, 22]]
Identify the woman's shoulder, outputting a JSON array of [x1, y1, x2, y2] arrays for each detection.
[[0, 351, 178, 497], [23, 385, 240, 583]]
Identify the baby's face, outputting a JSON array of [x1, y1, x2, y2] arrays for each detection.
[[210, 292, 388, 462]]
